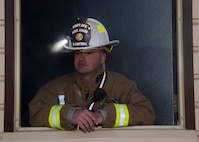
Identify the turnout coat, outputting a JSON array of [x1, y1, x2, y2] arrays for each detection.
[[29, 68, 155, 130]]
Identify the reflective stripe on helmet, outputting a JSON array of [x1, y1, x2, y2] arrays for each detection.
[[87, 22, 105, 33], [113, 104, 129, 127], [87, 22, 92, 29], [48, 105, 64, 130], [97, 24, 105, 33], [109, 45, 114, 52]]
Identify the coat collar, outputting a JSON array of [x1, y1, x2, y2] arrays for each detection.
[[74, 67, 105, 90]]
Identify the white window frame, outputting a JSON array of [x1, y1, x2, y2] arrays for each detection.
[[5, 0, 194, 132]]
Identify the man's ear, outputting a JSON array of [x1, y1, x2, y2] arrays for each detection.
[[101, 52, 107, 64]]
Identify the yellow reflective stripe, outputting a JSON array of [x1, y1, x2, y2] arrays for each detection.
[[48, 105, 64, 130], [97, 24, 105, 33], [113, 104, 129, 127], [87, 22, 105, 33], [109, 46, 114, 52], [113, 104, 120, 127], [87, 22, 92, 29]]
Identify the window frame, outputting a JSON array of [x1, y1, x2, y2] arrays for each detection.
[[4, 0, 195, 132]]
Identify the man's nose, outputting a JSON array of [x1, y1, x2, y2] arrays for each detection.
[[79, 53, 85, 60]]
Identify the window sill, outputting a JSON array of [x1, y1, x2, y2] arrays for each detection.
[[2, 128, 197, 142]]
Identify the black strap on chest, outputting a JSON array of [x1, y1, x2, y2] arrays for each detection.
[[87, 72, 107, 111]]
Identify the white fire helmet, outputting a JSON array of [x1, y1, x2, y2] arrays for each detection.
[[64, 17, 119, 53]]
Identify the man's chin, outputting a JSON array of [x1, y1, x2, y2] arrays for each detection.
[[76, 70, 89, 75]]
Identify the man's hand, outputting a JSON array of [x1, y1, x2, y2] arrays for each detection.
[[72, 109, 103, 133]]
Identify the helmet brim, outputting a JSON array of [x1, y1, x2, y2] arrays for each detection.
[[63, 40, 119, 53]]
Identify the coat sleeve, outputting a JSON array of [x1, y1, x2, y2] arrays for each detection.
[[28, 83, 77, 130], [102, 73, 156, 128]]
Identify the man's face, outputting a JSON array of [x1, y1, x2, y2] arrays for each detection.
[[74, 50, 106, 75]]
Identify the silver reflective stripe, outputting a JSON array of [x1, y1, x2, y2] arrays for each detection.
[[52, 105, 59, 128], [119, 104, 125, 126], [58, 95, 65, 105]]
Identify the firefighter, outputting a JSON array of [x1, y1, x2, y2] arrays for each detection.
[[29, 17, 156, 133]]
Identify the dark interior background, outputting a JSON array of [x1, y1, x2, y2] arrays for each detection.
[[21, 0, 177, 126]]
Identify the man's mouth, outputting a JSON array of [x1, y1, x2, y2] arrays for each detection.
[[78, 62, 87, 68]]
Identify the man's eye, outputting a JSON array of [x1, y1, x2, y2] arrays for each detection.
[[75, 52, 80, 55], [87, 52, 93, 54]]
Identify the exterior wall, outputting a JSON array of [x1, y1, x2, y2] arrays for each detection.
[[0, 0, 5, 141], [193, 0, 199, 140], [0, 0, 199, 141]]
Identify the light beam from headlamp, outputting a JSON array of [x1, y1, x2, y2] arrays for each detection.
[[51, 39, 68, 53], [51, 36, 72, 53]]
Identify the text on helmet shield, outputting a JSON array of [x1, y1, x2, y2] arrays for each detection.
[[72, 23, 89, 29], [71, 22, 91, 47]]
